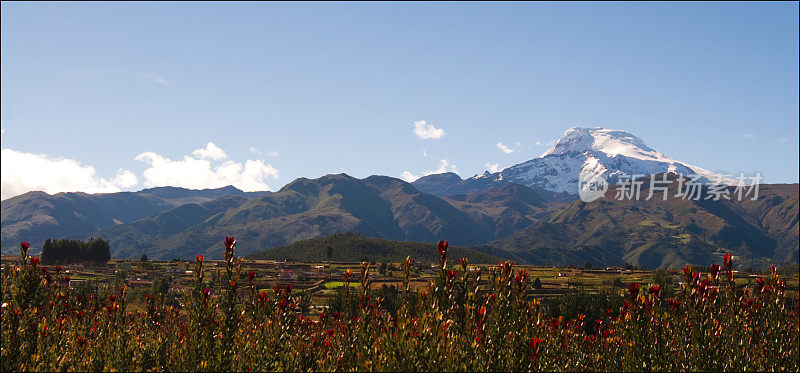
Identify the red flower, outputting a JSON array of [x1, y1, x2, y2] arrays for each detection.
[[710, 264, 720, 278], [683, 264, 692, 278], [515, 270, 528, 287], [55, 265, 61, 273], [202, 288, 210, 298], [20, 241, 30, 251], [529, 337, 543, 358], [30, 257, 40, 266], [648, 285, 660, 296], [196, 254, 204, 262], [248, 271, 256, 281], [723, 254, 733, 270], [437, 240, 449, 255], [628, 283, 639, 299], [478, 305, 486, 317], [225, 236, 236, 249], [755, 277, 765, 293]]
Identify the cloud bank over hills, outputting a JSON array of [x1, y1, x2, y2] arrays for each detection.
[[1, 142, 279, 200]]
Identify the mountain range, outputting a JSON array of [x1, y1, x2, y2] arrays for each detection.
[[2, 127, 797, 269]]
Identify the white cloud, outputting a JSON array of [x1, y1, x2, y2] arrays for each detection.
[[111, 169, 138, 188], [412, 120, 446, 140], [400, 171, 418, 182], [153, 76, 170, 85], [486, 162, 500, 173], [422, 150, 428, 158], [192, 142, 227, 160], [535, 140, 542, 146], [496, 141, 515, 154], [125, 72, 171, 86], [135, 143, 279, 192], [741, 133, 755, 139], [249, 147, 279, 157], [1, 149, 138, 200], [400, 159, 458, 182]]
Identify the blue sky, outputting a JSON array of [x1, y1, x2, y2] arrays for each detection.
[[1, 2, 798, 198]]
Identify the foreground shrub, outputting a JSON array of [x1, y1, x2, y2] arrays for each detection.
[[2, 240, 798, 371]]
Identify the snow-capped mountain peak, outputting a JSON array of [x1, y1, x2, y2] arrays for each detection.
[[543, 127, 657, 158], [493, 126, 736, 194]]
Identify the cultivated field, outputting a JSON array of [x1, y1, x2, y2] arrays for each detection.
[[2, 239, 798, 371]]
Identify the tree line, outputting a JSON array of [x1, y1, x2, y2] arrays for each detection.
[[40, 237, 110, 264]]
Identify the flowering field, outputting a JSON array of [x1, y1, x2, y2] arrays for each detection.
[[2, 239, 798, 372]]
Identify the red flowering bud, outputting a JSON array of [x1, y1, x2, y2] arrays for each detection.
[[196, 254, 204, 262], [755, 277, 765, 293], [479, 305, 486, 317], [682, 264, 693, 282], [530, 337, 543, 358], [55, 265, 61, 273], [649, 285, 660, 296], [710, 264, 720, 278], [225, 236, 236, 249], [202, 288, 210, 298], [628, 283, 639, 299], [20, 241, 30, 257], [437, 240, 448, 255], [248, 271, 256, 281], [286, 284, 293, 293], [145, 294, 151, 300], [723, 254, 733, 270]]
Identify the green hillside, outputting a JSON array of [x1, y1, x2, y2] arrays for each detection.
[[246, 232, 503, 264]]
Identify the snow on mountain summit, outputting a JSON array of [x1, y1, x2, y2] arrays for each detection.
[[486, 126, 736, 194], [543, 127, 658, 159]]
